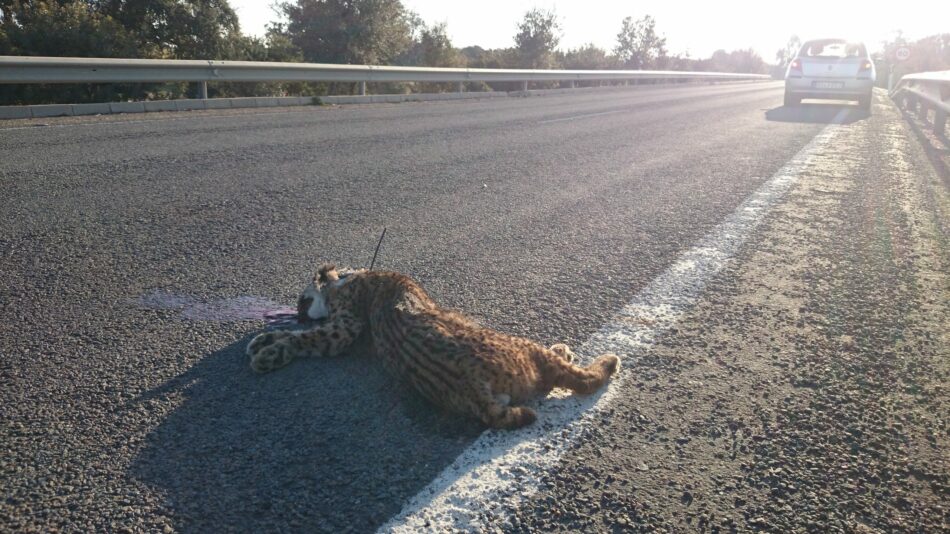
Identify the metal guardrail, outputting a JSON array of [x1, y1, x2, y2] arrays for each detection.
[[0, 55, 770, 98], [890, 70, 950, 136]]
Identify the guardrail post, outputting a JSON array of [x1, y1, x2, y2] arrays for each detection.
[[906, 95, 917, 113], [457, 81, 464, 93], [917, 100, 929, 121], [522, 81, 528, 92], [199, 81, 208, 99], [935, 110, 947, 136], [569, 80, 575, 89], [359, 81, 367, 96]]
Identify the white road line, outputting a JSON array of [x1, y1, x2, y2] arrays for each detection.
[[377, 108, 849, 533], [538, 109, 630, 124]]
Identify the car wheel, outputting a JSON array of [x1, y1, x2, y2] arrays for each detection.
[[784, 92, 800, 107]]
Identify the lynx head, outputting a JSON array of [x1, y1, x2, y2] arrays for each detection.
[[296, 263, 362, 322]]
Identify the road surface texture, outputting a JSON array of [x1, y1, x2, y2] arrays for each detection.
[[1, 82, 947, 532]]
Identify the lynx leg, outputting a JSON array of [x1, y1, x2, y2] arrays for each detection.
[[247, 314, 364, 373], [469, 382, 537, 429], [552, 354, 620, 395]]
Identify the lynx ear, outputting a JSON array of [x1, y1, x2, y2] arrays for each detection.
[[317, 263, 339, 283]]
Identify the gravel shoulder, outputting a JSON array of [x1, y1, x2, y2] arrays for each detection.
[[510, 96, 949, 532]]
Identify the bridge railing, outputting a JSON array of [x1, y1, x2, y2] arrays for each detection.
[[891, 70, 950, 136], [0, 55, 771, 99]]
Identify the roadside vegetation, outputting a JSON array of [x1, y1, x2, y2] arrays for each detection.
[[1, 1, 946, 104]]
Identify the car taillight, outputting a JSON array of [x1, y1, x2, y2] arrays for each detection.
[[789, 59, 802, 77], [859, 60, 872, 71]]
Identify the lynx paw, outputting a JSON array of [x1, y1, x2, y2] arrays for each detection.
[[247, 332, 295, 373], [247, 332, 278, 356], [549, 343, 575, 363], [594, 353, 621, 376], [494, 406, 537, 429]]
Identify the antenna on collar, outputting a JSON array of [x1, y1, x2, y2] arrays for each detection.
[[369, 227, 387, 271]]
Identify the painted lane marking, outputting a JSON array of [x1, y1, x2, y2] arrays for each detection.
[[537, 109, 631, 124], [378, 109, 849, 533]]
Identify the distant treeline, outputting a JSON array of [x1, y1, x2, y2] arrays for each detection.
[[0, 0, 827, 105]]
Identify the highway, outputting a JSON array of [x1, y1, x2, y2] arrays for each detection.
[[1, 82, 947, 532]]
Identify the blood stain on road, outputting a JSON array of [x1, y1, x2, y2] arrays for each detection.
[[135, 291, 298, 327]]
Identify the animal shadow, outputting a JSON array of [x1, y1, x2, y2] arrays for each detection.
[[129, 330, 481, 533]]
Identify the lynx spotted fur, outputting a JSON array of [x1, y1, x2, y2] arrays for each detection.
[[246, 265, 620, 429]]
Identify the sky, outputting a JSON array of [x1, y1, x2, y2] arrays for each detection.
[[231, 0, 949, 62]]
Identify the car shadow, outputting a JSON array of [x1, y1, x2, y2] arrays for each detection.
[[765, 103, 870, 124], [128, 330, 482, 533]]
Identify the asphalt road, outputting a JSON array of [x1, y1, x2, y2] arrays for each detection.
[[1, 83, 946, 532]]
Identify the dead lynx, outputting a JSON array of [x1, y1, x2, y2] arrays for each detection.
[[247, 265, 620, 429]]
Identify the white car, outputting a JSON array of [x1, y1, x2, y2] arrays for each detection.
[[784, 39, 876, 111]]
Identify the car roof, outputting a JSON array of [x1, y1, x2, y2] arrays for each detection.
[[801, 38, 865, 46], [798, 39, 869, 56]]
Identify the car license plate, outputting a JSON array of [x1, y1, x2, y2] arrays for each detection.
[[813, 81, 844, 89]]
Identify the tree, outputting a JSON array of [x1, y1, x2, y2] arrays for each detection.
[[513, 7, 560, 69], [279, 0, 413, 65], [0, 1, 139, 58], [208, 29, 311, 97], [775, 35, 801, 68], [557, 44, 621, 87], [261, 24, 306, 63], [662, 52, 701, 71], [461, 45, 515, 70], [878, 32, 950, 88], [1, 0, 244, 59], [459, 45, 518, 91], [613, 15, 667, 69], [0, 1, 142, 104], [702, 48, 767, 74], [404, 21, 462, 68], [882, 32, 949, 72], [0, 0, 308, 103], [399, 20, 464, 93], [560, 43, 614, 70], [96, 0, 243, 59]]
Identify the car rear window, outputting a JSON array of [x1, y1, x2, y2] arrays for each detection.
[[800, 40, 867, 58]]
